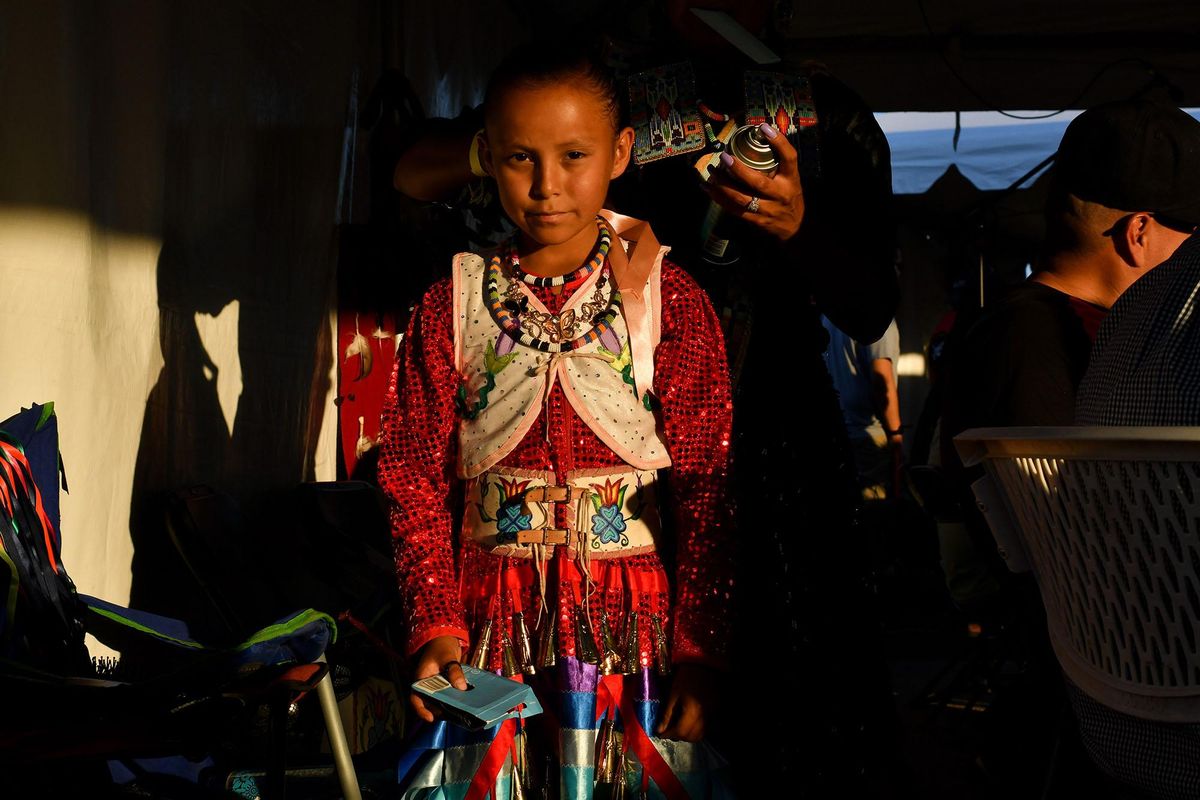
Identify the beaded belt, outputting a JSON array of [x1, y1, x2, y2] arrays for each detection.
[[461, 465, 661, 559]]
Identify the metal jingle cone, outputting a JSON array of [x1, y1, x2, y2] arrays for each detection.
[[601, 610, 621, 652], [620, 611, 641, 674], [511, 758, 527, 800], [501, 631, 521, 678], [600, 612, 623, 676], [594, 717, 616, 782], [605, 728, 625, 791], [574, 607, 602, 665], [651, 613, 672, 677], [520, 730, 537, 798], [468, 618, 494, 670], [611, 749, 627, 800], [537, 611, 558, 669], [512, 727, 530, 797], [513, 612, 537, 676]]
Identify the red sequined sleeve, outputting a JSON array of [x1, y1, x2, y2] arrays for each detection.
[[377, 278, 470, 655], [655, 261, 736, 669]]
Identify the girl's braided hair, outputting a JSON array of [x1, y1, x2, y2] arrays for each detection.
[[483, 39, 626, 133]]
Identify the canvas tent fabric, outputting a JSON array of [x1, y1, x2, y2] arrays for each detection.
[[0, 3, 358, 615], [881, 110, 1200, 195]]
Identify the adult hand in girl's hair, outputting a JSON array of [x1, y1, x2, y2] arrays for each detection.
[[656, 662, 721, 742], [705, 123, 806, 242], [411, 635, 469, 723]]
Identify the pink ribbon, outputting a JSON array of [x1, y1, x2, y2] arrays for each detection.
[[598, 211, 668, 403]]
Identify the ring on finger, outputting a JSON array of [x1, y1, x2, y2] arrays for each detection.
[[745, 196, 761, 214]]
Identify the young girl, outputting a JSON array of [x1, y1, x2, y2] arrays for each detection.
[[378, 43, 734, 798]]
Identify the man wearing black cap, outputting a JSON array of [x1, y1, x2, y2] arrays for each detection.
[[1073, 101, 1200, 427], [944, 98, 1200, 440], [1059, 102, 1200, 800]]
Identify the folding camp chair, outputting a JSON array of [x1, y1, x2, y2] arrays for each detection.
[[0, 403, 362, 798]]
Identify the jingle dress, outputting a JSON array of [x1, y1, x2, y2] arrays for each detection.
[[378, 217, 735, 799]]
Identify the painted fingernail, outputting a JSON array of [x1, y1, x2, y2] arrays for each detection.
[[759, 122, 779, 139], [719, 152, 734, 169]]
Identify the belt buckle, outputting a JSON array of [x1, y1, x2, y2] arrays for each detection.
[[516, 484, 576, 551]]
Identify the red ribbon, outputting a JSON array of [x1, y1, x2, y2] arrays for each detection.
[[464, 717, 518, 800], [595, 674, 690, 800], [595, 673, 625, 722]]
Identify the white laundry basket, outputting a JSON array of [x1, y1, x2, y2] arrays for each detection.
[[956, 426, 1200, 723]]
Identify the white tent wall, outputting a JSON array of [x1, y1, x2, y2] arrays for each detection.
[[0, 2, 371, 629]]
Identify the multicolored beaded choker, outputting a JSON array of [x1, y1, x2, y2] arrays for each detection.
[[485, 241, 622, 354], [509, 217, 611, 288]]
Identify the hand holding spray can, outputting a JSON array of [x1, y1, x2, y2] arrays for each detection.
[[700, 124, 779, 264]]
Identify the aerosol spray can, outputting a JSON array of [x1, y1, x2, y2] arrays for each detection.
[[700, 124, 779, 266]]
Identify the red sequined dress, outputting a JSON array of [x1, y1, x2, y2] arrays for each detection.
[[377, 257, 734, 671]]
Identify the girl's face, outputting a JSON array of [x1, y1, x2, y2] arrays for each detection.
[[483, 81, 633, 253]]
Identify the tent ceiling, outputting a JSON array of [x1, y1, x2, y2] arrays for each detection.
[[402, 2, 1200, 118], [772, 2, 1200, 111], [777, 1, 1199, 38]]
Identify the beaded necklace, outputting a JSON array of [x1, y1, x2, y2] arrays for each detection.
[[509, 217, 611, 288], [485, 237, 622, 354]]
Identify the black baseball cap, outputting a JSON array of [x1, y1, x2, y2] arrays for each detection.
[[1055, 98, 1200, 228]]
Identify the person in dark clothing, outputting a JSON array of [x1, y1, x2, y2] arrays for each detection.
[[1072, 99, 1200, 426], [945, 282, 1104, 432], [1065, 106, 1200, 800], [600, 20, 901, 792], [1065, 237, 1200, 800], [1076, 233, 1200, 425]]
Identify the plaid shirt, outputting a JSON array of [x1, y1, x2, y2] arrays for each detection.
[[1071, 232, 1200, 797], [1076, 233, 1200, 425]]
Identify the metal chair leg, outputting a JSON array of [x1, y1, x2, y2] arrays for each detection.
[[315, 654, 362, 800]]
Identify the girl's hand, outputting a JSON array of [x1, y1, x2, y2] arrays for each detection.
[[411, 635, 469, 723], [705, 123, 806, 242], [656, 663, 720, 742]]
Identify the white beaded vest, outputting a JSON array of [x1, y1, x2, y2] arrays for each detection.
[[452, 219, 672, 479]]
